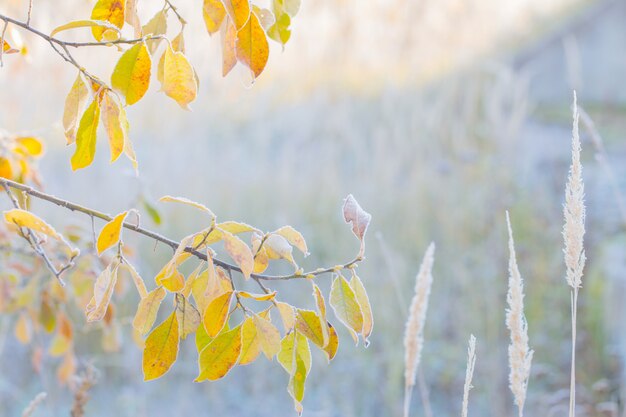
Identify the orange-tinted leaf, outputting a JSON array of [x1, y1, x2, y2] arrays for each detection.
[[143, 311, 179, 381], [160, 46, 198, 109], [97, 211, 129, 255], [90, 0, 125, 41], [100, 92, 129, 162], [111, 42, 151, 105], [220, 18, 237, 76], [203, 291, 233, 337], [203, 0, 226, 35], [222, 0, 250, 30], [235, 12, 269, 79]]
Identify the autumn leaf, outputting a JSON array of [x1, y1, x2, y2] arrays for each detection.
[[121, 261, 148, 298], [125, 0, 141, 37], [238, 291, 277, 301], [218, 221, 260, 235], [57, 351, 77, 385], [329, 274, 363, 344], [175, 293, 201, 339], [100, 92, 129, 162], [220, 18, 237, 77], [295, 309, 326, 349], [15, 137, 44, 157], [268, 12, 291, 46], [323, 323, 339, 361], [71, 99, 100, 171], [90, 0, 125, 41], [235, 12, 269, 79], [160, 45, 198, 109], [159, 195, 216, 219], [288, 352, 306, 413], [203, 0, 226, 35], [195, 320, 213, 352], [1, 39, 18, 54], [342, 194, 371, 258], [4, 209, 63, 241], [97, 211, 129, 255], [51, 19, 122, 39], [222, 0, 250, 30], [196, 325, 242, 381], [276, 301, 295, 332], [253, 314, 281, 358], [85, 259, 120, 322], [277, 331, 311, 375], [142, 10, 168, 53], [203, 291, 233, 337], [238, 316, 261, 365], [63, 73, 89, 144], [350, 272, 373, 345], [221, 230, 254, 279], [275, 225, 308, 256], [49, 313, 73, 356], [133, 286, 166, 335], [143, 311, 179, 381], [111, 42, 151, 106], [312, 283, 330, 346]]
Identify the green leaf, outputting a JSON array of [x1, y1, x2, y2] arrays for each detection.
[[71, 99, 100, 171], [111, 43, 151, 105]]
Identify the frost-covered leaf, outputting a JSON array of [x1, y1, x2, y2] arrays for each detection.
[[96, 211, 129, 255], [143, 311, 179, 381], [111, 42, 151, 105], [196, 325, 242, 381]]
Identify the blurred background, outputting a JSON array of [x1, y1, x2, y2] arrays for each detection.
[[1, 0, 626, 415]]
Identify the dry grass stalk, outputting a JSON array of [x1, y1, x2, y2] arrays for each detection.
[[506, 212, 533, 417], [403, 242, 435, 417], [461, 334, 477, 417], [71, 365, 98, 417], [21, 392, 47, 417], [564, 91, 586, 417]]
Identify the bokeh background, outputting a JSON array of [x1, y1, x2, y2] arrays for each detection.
[[1, 0, 626, 415]]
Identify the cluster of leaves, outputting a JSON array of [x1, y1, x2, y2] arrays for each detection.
[[39, 0, 300, 171], [0, 132, 44, 186], [1, 191, 373, 413]]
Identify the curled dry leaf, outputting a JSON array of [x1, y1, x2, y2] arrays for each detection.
[[342, 194, 371, 258]]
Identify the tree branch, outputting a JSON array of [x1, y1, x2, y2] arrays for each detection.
[[0, 178, 362, 281]]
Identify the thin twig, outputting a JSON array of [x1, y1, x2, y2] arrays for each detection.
[[0, 20, 8, 67], [2, 183, 67, 286], [164, 0, 187, 26], [0, 178, 362, 281], [26, 0, 33, 26]]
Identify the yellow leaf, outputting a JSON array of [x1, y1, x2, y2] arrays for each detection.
[[160, 46, 198, 109], [203, 291, 233, 337], [238, 317, 261, 365], [100, 92, 128, 162], [14, 312, 32, 344], [85, 260, 120, 322], [71, 99, 100, 171], [121, 262, 148, 298], [312, 283, 329, 347], [217, 221, 259, 235], [16, 137, 44, 157], [0, 157, 13, 179], [175, 293, 201, 339], [90, 0, 125, 41], [203, 0, 226, 35], [295, 309, 325, 349], [235, 12, 269, 79], [4, 209, 63, 240], [133, 286, 166, 335], [143, 311, 179, 381], [158, 268, 185, 293], [264, 233, 295, 265], [288, 350, 306, 410], [195, 320, 213, 352], [222, 0, 250, 30], [276, 301, 295, 332], [196, 325, 241, 381], [329, 275, 363, 344], [221, 230, 254, 279], [237, 290, 277, 301], [253, 245, 269, 273], [125, 0, 141, 37], [1, 39, 18, 54], [253, 314, 281, 359], [159, 195, 215, 218], [39, 292, 56, 333], [220, 17, 237, 77], [111, 42, 151, 106], [350, 273, 373, 345], [342, 194, 371, 258], [97, 211, 129, 255], [277, 331, 311, 375], [191, 269, 210, 313], [275, 225, 308, 256], [142, 10, 168, 53], [51, 19, 121, 39], [323, 323, 339, 361]]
